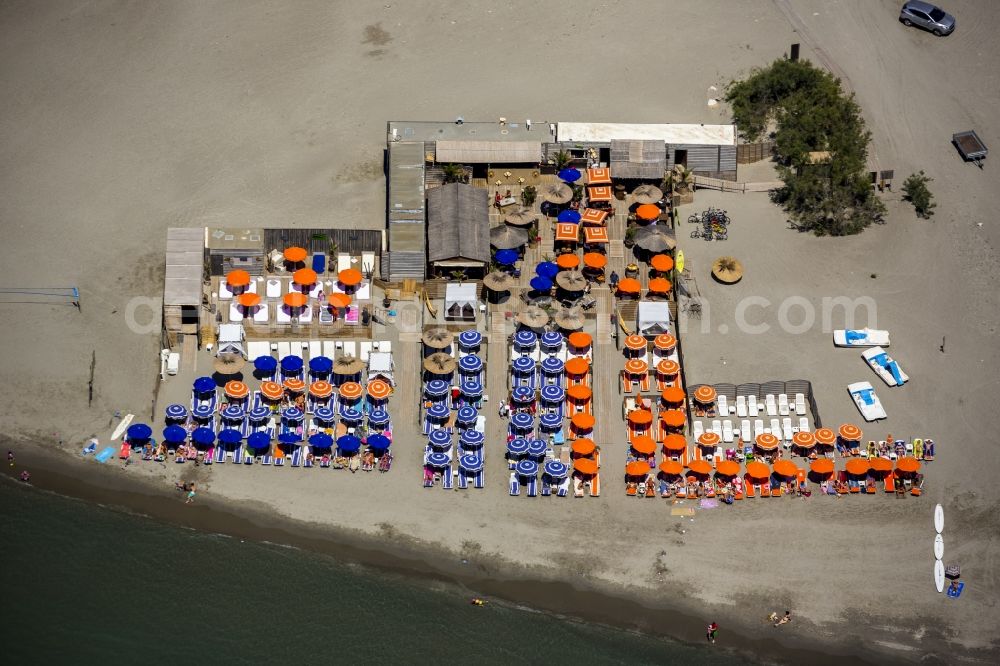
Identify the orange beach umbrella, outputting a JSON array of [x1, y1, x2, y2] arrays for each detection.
[[283, 378, 306, 393], [839, 423, 863, 442], [648, 278, 672, 294], [810, 459, 835, 475], [630, 436, 656, 455], [697, 431, 721, 447], [366, 379, 391, 400], [694, 385, 717, 404], [580, 208, 608, 225], [284, 292, 308, 308], [773, 460, 798, 477], [662, 434, 687, 452], [627, 409, 653, 425], [568, 332, 591, 349], [755, 433, 780, 450], [626, 461, 651, 477], [224, 381, 249, 400], [814, 428, 836, 445], [659, 460, 683, 476], [661, 386, 686, 405], [869, 457, 893, 473], [583, 252, 607, 270], [292, 268, 317, 286], [792, 431, 816, 449], [555, 225, 580, 244], [283, 246, 307, 263], [656, 359, 680, 376], [571, 413, 595, 430], [624, 359, 648, 375], [895, 456, 921, 474], [565, 357, 589, 375], [661, 410, 685, 428], [339, 268, 362, 287], [624, 334, 646, 351], [238, 293, 261, 308], [650, 254, 674, 273], [328, 293, 352, 309], [617, 278, 641, 295], [586, 167, 612, 184], [588, 185, 613, 202], [309, 381, 333, 398], [653, 334, 676, 352], [260, 381, 283, 400], [636, 203, 661, 221], [688, 459, 713, 476], [574, 458, 598, 475], [338, 382, 363, 400], [566, 385, 592, 401], [715, 460, 740, 477], [845, 459, 871, 476], [226, 270, 251, 288], [583, 226, 609, 243], [571, 438, 596, 456], [745, 461, 770, 479]]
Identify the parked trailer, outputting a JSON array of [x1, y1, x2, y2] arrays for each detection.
[[952, 130, 987, 168]]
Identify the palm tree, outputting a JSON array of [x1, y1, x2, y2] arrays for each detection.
[[442, 163, 466, 184], [554, 150, 572, 170]]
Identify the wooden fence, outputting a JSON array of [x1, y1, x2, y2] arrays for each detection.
[[693, 175, 783, 193], [736, 141, 776, 164]]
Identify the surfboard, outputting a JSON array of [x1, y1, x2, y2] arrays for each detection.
[[934, 560, 945, 593], [110, 413, 135, 441], [935, 504, 944, 534], [934, 534, 944, 560], [675, 250, 685, 274]]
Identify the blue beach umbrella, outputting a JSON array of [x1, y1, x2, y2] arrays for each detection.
[[425, 451, 450, 468], [165, 403, 187, 421], [127, 423, 152, 441], [308, 433, 333, 449], [458, 329, 482, 349], [217, 429, 242, 445], [507, 438, 529, 457], [511, 386, 534, 403], [456, 405, 478, 425], [308, 356, 333, 375], [535, 262, 559, 280], [368, 409, 390, 426], [248, 406, 271, 422], [495, 249, 519, 265], [541, 385, 565, 403], [541, 356, 564, 374], [529, 276, 553, 292], [427, 403, 449, 420], [425, 380, 449, 397], [221, 404, 245, 421], [557, 209, 581, 223], [511, 411, 533, 430], [367, 434, 391, 451], [428, 429, 452, 448], [162, 425, 187, 444], [340, 408, 363, 423], [337, 435, 361, 454], [193, 376, 216, 394], [192, 427, 216, 446], [459, 355, 483, 374], [527, 439, 548, 458], [512, 357, 535, 375], [283, 407, 304, 422], [280, 355, 303, 374], [539, 412, 563, 431], [459, 454, 484, 473], [460, 430, 485, 447], [461, 381, 483, 398], [558, 168, 582, 183], [247, 431, 272, 451], [544, 460, 569, 479], [514, 330, 537, 348], [191, 404, 214, 420], [541, 331, 563, 348], [313, 406, 335, 422], [516, 458, 539, 477], [279, 431, 302, 445], [254, 356, 278, 374]]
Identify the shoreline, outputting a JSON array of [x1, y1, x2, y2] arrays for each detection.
[[5, 442, 908, 666]]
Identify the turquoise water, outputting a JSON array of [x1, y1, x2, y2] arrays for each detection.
[[0, 480, 745, 664]]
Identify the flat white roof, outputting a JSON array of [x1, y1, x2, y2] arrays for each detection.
[[557, 122, 736, 146]]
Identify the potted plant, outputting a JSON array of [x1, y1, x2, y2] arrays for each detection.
[[521, 185, 537, 207], [554, 150, 572, 170], [624, 227, 636, 248], [442, 163, 468, 184]]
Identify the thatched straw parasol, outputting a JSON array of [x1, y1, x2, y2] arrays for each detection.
[[541, 182, 573, 205], [423, 352, 457, 374], [632, 184, 664, 205], [213, 354, 246, 375], [633, 225, 677, 252], [711, 256, 744, 284], [490, 225, 530, 250], [554, 307, 585, 331], [504, 207, 538, 227], [483, 271, 514, 292], [422, 327, 454, 349], [555, 270, 587, 292], [334, 355, 366, 375], [516, 306, 550, 329]]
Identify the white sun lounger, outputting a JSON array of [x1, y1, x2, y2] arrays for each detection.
[[323, 341, 337, 358], [253, 303, 269, 323], [362, 252, 376, 276], [722, 420, 734, 443], [795, 393, 806, 415], [736, 395, 747, 418], [693, 420, 704, 442], [799, 417, 809, 432], [337, 253, 352, 274], [277, 341, 292, 359], [228, 302, 244, 322], [770, 418, 782, 440], [711, 420, 722, 438], [717, 394, 729, 416], [754, 419, 764, 438], [833, 328, 890, 347], [782, 418, 793, 441], [308, 340, 321, 360], [343, 341, 356, 359], [740, 420, 751, 442], [778, 394, 789, 416], [266, 279, 282, 298], [276, 306, 292, 323], [765, 395, 777, 417], [747, 395, 759, 417]]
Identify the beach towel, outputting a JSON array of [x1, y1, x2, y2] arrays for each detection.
[[700, 499, 719, 509], [670, 507, 696, 517], [946, 582, 965, 599], [95, 447, 116, 463]]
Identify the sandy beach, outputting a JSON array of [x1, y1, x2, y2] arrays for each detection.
[[1, 1, 998, 662]]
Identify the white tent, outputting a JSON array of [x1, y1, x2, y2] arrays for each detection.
[[445, 282, 479, 321], [637, 301, 671, 337], [368, 351, 395, 385], [217, 323, 246, 357]]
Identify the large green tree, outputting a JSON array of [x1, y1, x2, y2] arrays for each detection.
[[726, 59, 884, 235]]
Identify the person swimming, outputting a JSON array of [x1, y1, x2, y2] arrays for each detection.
[[470, 598, 486, 606]]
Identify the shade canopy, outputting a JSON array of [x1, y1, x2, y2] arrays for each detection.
[[580, 208, 608, 225], [745, 461, 770, 479], [456, 405, 478, 424], [535, 262, 559, 279], [527, 439, 547, 457], [283, 378, 306, 393], [193, 376, 216, 393], [617, 278, 641, 295], [127, 423, 152, 441], [248, 406, 271, 421], [423, 352, 457, 375], [424, 451, 450, 468], [281, 355, 304, 373], [507, 438, 529, 456], [711, 256, 744, 284], [490, 226, 529, 251], [328, 293, 352, 309], [661, 410, 685, 428], [165, 404, 187, 420], [283, 292, 308, 308], [283, 407, 304, 421], [225, 381, 249, 400], [571, 413, 595, 430], [458, 329, 483, 348], [661, 386, 686, 405], [217, 429, 242, 445], [648, 278, 672, 294], [573, 458, 598, 475], [557, 209, 581, 223], [504, 207, 538, 227], [367, 409, 390, 426], [368, 435, 392, 451], [657, 359, 680, 376], [636, 203, 661, 221], [428, 429, 452, 448], [540, 331, 563, 349], [624, 359, 648, 375], [226, 270, 251, 287], [633, 225, 676, 252], [162, 426, 188, 444], [541, 182, 573, 204], [427, 403, 449, 420], [255, 355, 278, 373], [461, 380, 483, 397], [367, 379, 392, 400], [516, 459, 539, 477], [539, 412, 563, 430], [308, 433, 334, 449], [655, 334, 678, 350], [238, 292, 261, 308], [626, 460, 651, 477], [650, 254, 674, 273], [425, 379, 449, 397], [662, 434, 687, 452], [571, 438, 596, 456], [334, 355, 366, 375], [483, 271, 514, 291], [839, 424, 863, 441], [193, 427, 217, 445], [338, 382, 363, 400], [586, 167, 612, 184], [338, 268, 362, 286], [583, 252, 607, 269], [659, 460, 683, 476], [516, 306, 549, 329], [565, 357, 590, 375], [337, 435, 362, 453], [845, 459, 870, 476], [814, 428, 837, 445], [554, 307, 585, 331], [631, 436, 656, 455], [511, 412, 534, 429], [459, 454, 484, 473], [541, 384, 565, 403], [688, 460, 713, 475], [494, 248, 519, 265], [308, 356, 333, 374], [624, 334, 646, 350], [422, 327, 454, 349], [544, 460, 569, 479], [221, 404, 245, 421], [698, 431, 721, 447], [755, 433, 780, 450], [792, 431, 816, 448], [632, 184, 664, 204], [555, 270, 587, 292], [715, 460, 740, 477], [530, 276, 553, 292], [278, 432, 302, 444], [566, 385, 592, 401], [773, 460, 799, 477], [810, 459, 835, 475], [568, 331, 592, 349], [260, 381, 284, 400], [694, 385, 717, 403], [588, 185, 613, 202], [293, 268, 317, 286], [461, 430, 485, 447], [283, 246, 307, 263], [558, 168, 582, 183], [512, 357, 535, 375], [309, 381, 333, 398]]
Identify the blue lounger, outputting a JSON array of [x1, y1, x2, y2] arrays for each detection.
[[526, 476, 538, 497], [557, 477, 570, 497], [509, 472, 520, 496], [261, 453, 272, 465], [457, 471, 468, 489], [541, 479, 551, 496], [215, 446, 226, 463], [290, 448, 302, 467], [474, 469, 484, 489], [442, 465, 453, 490]]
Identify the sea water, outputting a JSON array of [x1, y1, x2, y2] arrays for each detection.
[[0, 480, 745, 664]]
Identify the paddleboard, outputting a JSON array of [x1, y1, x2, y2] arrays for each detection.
[[935, 504, 944, 534], [110, 414, 135, 441], [934, 560, 945, 593], [934, 534, 944, 560], [676, 250, 685, 274]]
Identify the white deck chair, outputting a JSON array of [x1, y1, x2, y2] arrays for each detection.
[[736, 395, 747, 418], [711, 420, 722, 437], [693, 421, 704, 442], [276, 306, 292, 323], [323, 341, 336, 358], [253, 303, 269, 323], [770, 418, 782, 441], [795, 393, 807, 415], [298, 306, 313, 324], [277, 341, 292, 359], [337, 253, 352, 274], [754, 419, 764, 438], [334, 341, 344, 357], [343, 341, 357, 359], [266, 279, 282, 298], [765, 395, 777, 417], [747, 395, 759, 417], [362, 251, 375, 276], [778, 394, 790, 416], [359, 341, 372, 362], [309, 340, 322, 360], [380, 341, 391, 354], [228, 302, 243, 322], [782, 418, 793, 441], [740, 420, 751, 442], [717, 395, 729, 416], [799, 417, 809, 432], [722, 420, 734, 443]]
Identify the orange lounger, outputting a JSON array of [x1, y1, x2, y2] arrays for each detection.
[[743, 476, 755, 498], [590, 473, 601, 497], [884, 474, 895, 493], [760, 483, 771, 498]]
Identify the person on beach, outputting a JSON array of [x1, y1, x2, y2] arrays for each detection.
[[20, 470, 31, 483], [185, 483, 197, 504], [775, 610, 792, 627], [8, 450, 14, 468], [707, 621, 718, 643]]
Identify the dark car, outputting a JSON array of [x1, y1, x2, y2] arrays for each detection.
[[899, 1, 955, 35]]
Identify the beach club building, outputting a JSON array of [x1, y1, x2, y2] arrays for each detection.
[[384, 119, 737, 281]]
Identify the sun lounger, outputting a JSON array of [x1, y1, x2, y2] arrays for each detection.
[[743, 477, 755, 497], [768, 418, 781, 440], [541, 479, 551, 496], [795, 393, 806, 415], [722, 420, 734, 443], [747, 395, 758, 416], [573, 477, 585, 498], [266, 278, 281, 298], [526, 476, 538, 497], [753, 419, 764, 438], [798, 417, 809, 433], [736, 395, 748, 418], [717, 395, 729, 416], [557, 477, 569, 497], [277, 341, 292, 360], [509, 472, 520, 496], [765, 395, 777, 417], [261, 452, 273, 465], [290, 448, 302, 467], [359, 342, 372, 363], [782, 418, 793, 442], [833, 328, 890, 347], [740, 420, 751, 443], [589, 473, 600, 497], [457, 470, 468, 489], [215, 446, 227, 463], [243, 449, 254, 464], [692, 420, 704, 443], [778, 394, 789, 416], [759, 481, 771, 498], [443, 466, 454, 490]]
